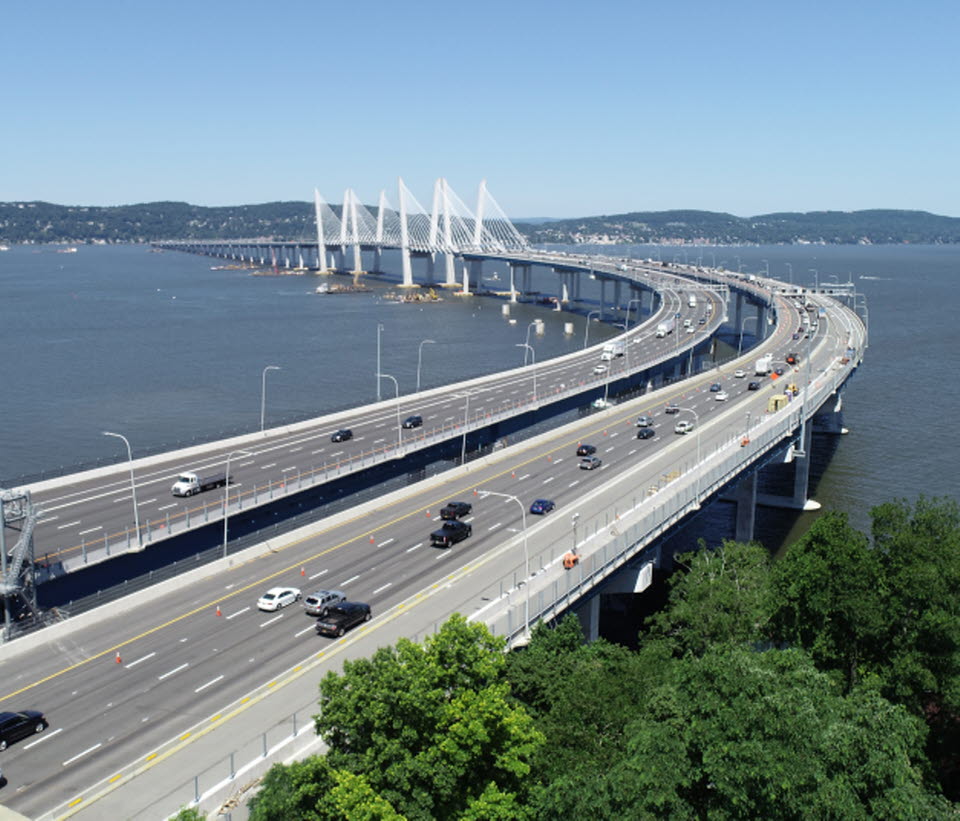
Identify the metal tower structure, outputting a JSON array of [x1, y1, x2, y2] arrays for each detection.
[[1, 487, 38, 641]]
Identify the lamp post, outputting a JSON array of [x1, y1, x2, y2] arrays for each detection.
[[785, 262, 793, 286], [375, 322, 384, 400], [676, 407, 702, 504], [523, 321, 537, 365], [809, 268, 819, 292], [625, 297, 642, 371], [737, 315, 759, 357], [482, 490, 530, 639], [377, 372, 403, 454], [223, 449, 252, 558], [583, 310, 600, 348], [416, 339, 436, 393], [103, 431, 141, 550], [571, 512, 580, 555], [761, 259, 769, 278], [459, 390, 479, 464], [260, 365, 281, 433], [515, 343, 537, 404]]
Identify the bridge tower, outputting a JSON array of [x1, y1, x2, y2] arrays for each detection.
[[1, 487, 38, 642], [313, 189, 332, 273]]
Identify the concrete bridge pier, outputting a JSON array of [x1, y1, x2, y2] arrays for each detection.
[[372, 247, 383, 274], [734, 292, 744, 334], [573, 271, 582, 301], [599, 279, 607, 319], [613, 280, 622, 312], [814, 392, 848, 435], [734, 471, 758, 542], [337, 246, 347, 273], [400, 247, 414, 286], [522, 265, 532, 299], [757, 424, 820, 512], [317, 246, 331, 274], [444, 252, 458, 287], [425, 253, 436, 284], [468, 259, 483, 292], [351, 243, 363, 274]]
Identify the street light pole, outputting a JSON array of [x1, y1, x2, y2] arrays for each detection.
[[103, 431, 142, 550], [377, 372, 403, 454], [809, 268, 819, 292], [260, 365, 281, 433], [738, 315, 759, 357], [515, 343, 536, 404], [523, 321, 537, 365], [583, 310, 600, 348], [376, 322, 384, 401], [785, 262, 793, 286], [481, 489, 530, 639], [223, 449, 252, 558], [625, 297, 642, 371], [459, 390, 477, 464], [676, 407, 702, 504], [416, 339, 436, 393]]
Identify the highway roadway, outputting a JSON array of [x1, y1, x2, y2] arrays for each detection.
[[17, 283, 727, 569], [0, 288, 860, 820]]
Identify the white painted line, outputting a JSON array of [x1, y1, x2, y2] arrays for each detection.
[[340, 574, 360, 587], [609, 431, 619, 438], [238, 460, 255, 467], [375, 422, 386, 428], [517, 474, 530, 481], [373, 582, 392, 595], [288, 446, 303, 453], [295, 624, 315, 638], [309, 569, 329, 580], [569, 480, 580, 488], [628, 449, 637, 456], [373, 438, 385, 444], [311, 448, 325, 455], [24, 727, 62, 750], [281, 466, 297, 473], [63, 742, 102, 768], [329, 451, 344, 458], [37, 516, 59, 523], [226, 606, 250, 620], [554, 457, 563, 464], [488, 522, 502, 531], [158, 663, 189, 681], [195, 675, 224, 694], [260, 614, 283, 628], [543, 477, 555, 484], [605, 446, 615, 452], [406, 543, 423, 553], [435, 550, 451, 560], [354, 436, 365, 441], [125, 652, 156, 669], [57, 520, 81, 530], [377, 538, 394, 548], [426, 414, 438, 420], [157, 503, 178, 511], [78, 526, 102, 535], [260, 463, 276, 470]]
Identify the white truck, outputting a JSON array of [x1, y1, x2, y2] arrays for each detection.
[[600, 340, 626, 360], [688, 294, 697, 308], [655, 318, 675, 338], [754, 354, 773, 376], [171, 469, 228, 497]]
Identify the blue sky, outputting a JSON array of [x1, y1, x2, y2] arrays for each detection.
[[2, 0, 957, 217]]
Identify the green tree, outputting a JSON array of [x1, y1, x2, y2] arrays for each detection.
[[248, 756, 338, 821], [645, 539, 774, 656], [315, 614, 543, 820]]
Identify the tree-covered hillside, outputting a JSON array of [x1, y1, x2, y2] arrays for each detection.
[[3, 200, 960, 245]]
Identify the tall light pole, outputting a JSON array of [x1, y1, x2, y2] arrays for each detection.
[[223, 449, 252, 558], [809, 268, 819, 292], [583, 310, 600, 348], [738, 315, 759, 357], [481, 489, 530, 638], [523, 321, 537, 365], [625, 297, 642, 371], [676, 407, 702, 504], [416, 339, 435, 393], [459, 389, 479, 464], [785, 262, 793, 286], [260, 365, 281, 432], [515, 343, 537, 404], [375, 322, 384, 401], [377, 372, 403, 453], [761, 259, 769, 279], [103, 431, 141, 550]]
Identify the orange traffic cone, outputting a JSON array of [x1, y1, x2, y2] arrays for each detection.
[[115, 651, 122, 664], [216, 605, 222, 617], [300, 567, 306, 576], [370, 535, 375, 543]]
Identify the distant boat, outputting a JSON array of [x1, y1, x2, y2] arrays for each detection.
[[0, 244, 9, 251], [57, 247, 78, 254], [315, 282, 330, 294]]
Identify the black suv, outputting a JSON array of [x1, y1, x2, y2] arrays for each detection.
[[576, 443, 597, 456], [0, 710, 48, 751], [402, 415, 423, 429], [331, 429, 353, 443], [315, 602, 371, 637], [431, 520, 472, 547], [440, 501, 472, 520]]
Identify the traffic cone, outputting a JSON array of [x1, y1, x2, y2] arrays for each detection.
[[370, 535, 375, 543], [115, 651, 122, 664], [216, 605, 222, 617], [473, 488, 478, 495], [426, 510, 431, 517], [300, 567, 306, 576]]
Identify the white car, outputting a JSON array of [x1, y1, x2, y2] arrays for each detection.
[[715, 390, 729, 401], [593, 364, 608, 375], [257, 587, 301, 612], [734, 369, 746, 378], [686, 325, 695, 334], [674, 420, 694, 434]]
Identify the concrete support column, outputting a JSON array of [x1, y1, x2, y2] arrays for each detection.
[[574, 271, 581, 301], [468, 259, 483, 292], [614, 280, 622, 311], [599, 279, 607, 319], [400, 248, 414, 287], [372, 247, 382, 273], [351, 243, 363, 274], [577, 594, 601, 642], [508, 263, 518, 301], [522, 266, 532, 298], [735, 293, 744, 333], [444, 252, 457, 287], [734, 471, 758, 543], [792, 423, 815, 509], [425, 253, 435, 284], [337, 246, 346, 272]]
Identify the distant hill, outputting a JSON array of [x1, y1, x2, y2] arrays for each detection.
[[1, 201, 958, 245]]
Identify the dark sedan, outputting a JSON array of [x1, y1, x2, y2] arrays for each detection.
[[316, 602, 372, 637], [401, 415, 423, 429], [331, 429, 353, 443], [636, 428, 656, 440], [0, 710, 48, 751], [530, 499, 555, 515], [576, 443, 597, 456], [748, 381, 761, 391]]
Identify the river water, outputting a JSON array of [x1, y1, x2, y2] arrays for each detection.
[[1, 243, 956, 548]]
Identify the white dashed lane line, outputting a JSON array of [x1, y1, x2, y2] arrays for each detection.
[[158, 663, 189, 681]]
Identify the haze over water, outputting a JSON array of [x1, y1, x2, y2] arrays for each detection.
[[1, 243, 956, 546]]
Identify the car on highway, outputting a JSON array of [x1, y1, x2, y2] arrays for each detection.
[[331, 429, 353, 443], [401, 415, 423, 429], [674, 420, 694, 435], [775, 367, 786, 376], [748, 381, 762, 391], [257, 587, 301, 612], [734, 369, 746, 378], [792, 332, 801, 340], [315, 601, 371, 637], [636, 428, 656, 440], [440, 500, 472, 520], [664, 403, 680, 414], [576, 443, 597, 456], [709, 383, 722, 392], [636, 414, 654, 427], [715, 390, 729, 401], [579, 455, 602, 470], [530, 499, 555, 515], [431, 520, 472, 547], [686, 325, 695, 334], [0, 710, 48, 751], [592, 364, 608, 375], [303, 589, 346, 617], [698, 317, 706, 324]]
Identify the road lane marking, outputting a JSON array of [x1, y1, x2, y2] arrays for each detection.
[[340, 575, 359, 587], [553, 457, 563, 464], [288, 447, 303, 453], [158, 663, 189, 681], [377, 538, 394, 548], [373, 438, 385, 444], [488, 522, 502, 531], [259, 614, 283, 628], [569, 480, 580, 487], [281, 466, 297, 473], [311, 449, 325, 455], [542, 477, 555, 484], [238, 460, 255, 467], [405, 543, 422, 553], [137, 498, 157, 506], [57, 521, 81, 530], [260, 463, 276, 470], [125, 652, 156, 669], [24, 727, 62, 750], [226, 607, 250, 620], [295, 625, 315, 638], [194, 675, 224, 694], [63, 742, 102, 767], [517, 474, 530, 481], [157, 503, 178, 511], [38, 516, 59, 523], [373, 583, 392, 595], [605, 446, 615, 452], [308, 569, 329, 580], [78, 526, 102, 535]]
